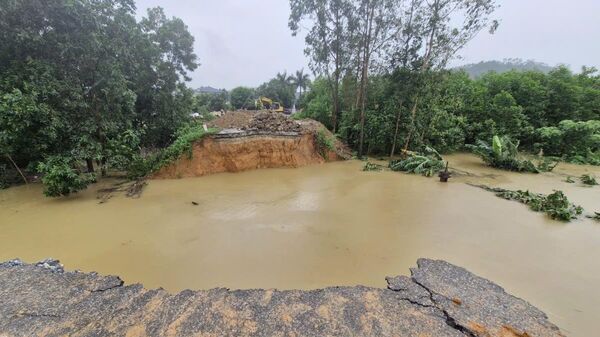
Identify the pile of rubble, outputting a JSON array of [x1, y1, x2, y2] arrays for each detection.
[[242, 112, 303, 133]]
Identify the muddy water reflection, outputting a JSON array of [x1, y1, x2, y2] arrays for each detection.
[[1, 153, 599, 336]]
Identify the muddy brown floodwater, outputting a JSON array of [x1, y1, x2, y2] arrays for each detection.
[[1, 153, 599, 336]]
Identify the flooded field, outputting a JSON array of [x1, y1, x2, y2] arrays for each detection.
[[1, 153, 599, 336]]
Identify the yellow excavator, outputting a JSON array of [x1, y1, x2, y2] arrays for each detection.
[[256, 96, 284, 113]]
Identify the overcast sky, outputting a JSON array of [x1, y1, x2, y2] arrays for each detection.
[[135, 0, 600, 90]]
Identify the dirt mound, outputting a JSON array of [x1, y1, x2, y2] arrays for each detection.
[[154, 134, 334, 178], [241, 112, 303, 133], [207, 110, 255, 129], [155, 111, 352, 178], [208, 111, 303, 133]]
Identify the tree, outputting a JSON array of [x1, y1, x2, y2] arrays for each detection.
[[289, 0, 356, 133], [256, 73, 296, 108], [292, 69, 311, 97], [354, 0, 400, 157], [389, 0, 499, 156], [0, 1, 198, 195], [230, 87, 255, 109]]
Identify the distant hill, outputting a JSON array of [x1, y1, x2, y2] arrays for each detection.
[[195, 86, 224, 94], [455, 59, 554, 78]]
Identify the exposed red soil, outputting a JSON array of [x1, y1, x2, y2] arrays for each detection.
[[154, 111, 351, 179]]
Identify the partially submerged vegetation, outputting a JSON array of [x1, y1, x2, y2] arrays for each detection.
[[389, 147, 444, 177], [580, 174, 598, 186], [472, 185, 583, 221], [467, 136, 557, 173], [363, 161, 385, 171]]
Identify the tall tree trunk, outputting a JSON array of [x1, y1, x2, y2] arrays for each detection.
[[358, 63, 369, 157], [403, 96, 420, 151], [86, 159, 95, 173], [358, 3, 375, 158], [389, 102, 404, 158]]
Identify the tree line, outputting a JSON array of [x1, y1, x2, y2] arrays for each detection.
[[290, 0, 600, 164], [195, 69, 312, 114], [0, 0, 197, 191]]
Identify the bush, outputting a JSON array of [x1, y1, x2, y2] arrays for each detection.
[[389, 146, 445, 177], [37, 156, 96, 197], [315, 128, 335, 159], [536, 120, 600, 164], [426, 110, 467, 153], [580, 174, 598, 186], [127, 124, 217, 179]]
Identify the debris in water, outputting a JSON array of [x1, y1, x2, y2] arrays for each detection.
[[580, 174, 598, 186], [438, 161, 451, 182], [363, 161, 385, 171], [191, 201, 199, 206], [468, 184, 583, 221], [97, 179, 147, 203]]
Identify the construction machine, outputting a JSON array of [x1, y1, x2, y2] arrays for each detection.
[[256, 96, 284, 113]]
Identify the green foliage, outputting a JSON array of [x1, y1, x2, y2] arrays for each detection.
[[37, 156, 97, 197], [389, 147, 445, 177], [564, 176, 575, 183], [466, 135, 555, 173], [0, 1, 198, 194], [363, 162, 384, 171], [315, 128, 335, 160], [300, 78, 333, 128], [230, 87, 255, 109], [477, 185, 583, 221], [425, 109, 467, 153], [256, 72, 296, 108], [535, 120, 600, 164], [580, 174, 598, 186], [457, 59, 553, 78], [127, 124, 217, 179]]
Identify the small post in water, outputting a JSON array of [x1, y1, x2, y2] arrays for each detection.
[[438, 161, 450, 182]]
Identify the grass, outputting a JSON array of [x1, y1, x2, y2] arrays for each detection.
[[315, 128, 335, 159]]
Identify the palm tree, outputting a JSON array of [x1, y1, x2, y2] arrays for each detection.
[[275, 72, 292, 87], [292, 69, 310, 96]]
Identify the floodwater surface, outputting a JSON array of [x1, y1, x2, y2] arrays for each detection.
[[1, 153, 599, 336]]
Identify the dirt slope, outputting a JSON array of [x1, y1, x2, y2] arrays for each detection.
[[154, 112, 350, 179]]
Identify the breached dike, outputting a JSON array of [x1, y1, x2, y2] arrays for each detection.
[[153, 127, 349, 179], [0, 259, 563, 336]]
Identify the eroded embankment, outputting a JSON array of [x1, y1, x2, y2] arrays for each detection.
[[154, 131, 344, 179], [153, 111, 350, 179], [0, 258, 562, 336]]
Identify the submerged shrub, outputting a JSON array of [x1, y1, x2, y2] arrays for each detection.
[[363, 161, 384, 171], [580, 174, 598, 186], [37, 156, 96, 197], [389, 146, 445, 177]]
